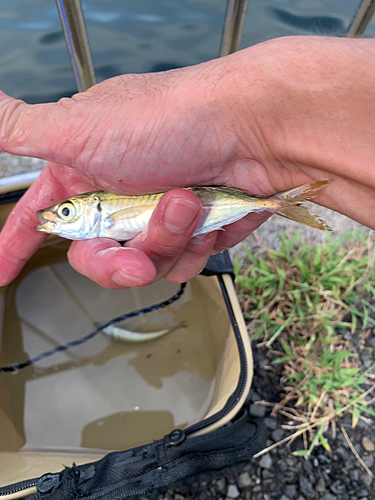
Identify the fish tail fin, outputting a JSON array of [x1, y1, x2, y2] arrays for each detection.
[[271, 179, 331, 231]]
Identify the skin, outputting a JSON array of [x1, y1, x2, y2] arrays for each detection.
[[0, 36, 374, 289]]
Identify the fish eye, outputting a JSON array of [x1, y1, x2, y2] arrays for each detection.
[[57, 202, 76, 221]]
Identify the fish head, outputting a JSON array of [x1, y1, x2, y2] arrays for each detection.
[[35, 194, 102, 240]]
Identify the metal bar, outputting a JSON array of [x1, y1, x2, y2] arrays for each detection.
[[0, 170, 43, 195], [55, 0, 96, 92], [347, 0, 375, 37], [219, 0, 249, 57]]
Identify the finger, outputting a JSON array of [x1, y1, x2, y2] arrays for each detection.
[[125, 189, 202, 283], [0, 163, 97, 286], [164, 231, 218, 283], [0, 91, 73, 160], [68, 239, 156, 289], [212, 211, 271, 253]]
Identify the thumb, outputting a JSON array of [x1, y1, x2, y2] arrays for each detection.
[[0, 90, 91, 166]]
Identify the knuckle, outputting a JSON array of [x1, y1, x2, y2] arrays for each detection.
[[147, 240, 183, 261], [0, 97, 27, 148]]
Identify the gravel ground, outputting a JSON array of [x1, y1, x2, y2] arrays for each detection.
[[146, 201, 375, 499], [1, 153, 375, 500], [0, 151, 46, 178], [139, 331, 375, 500]]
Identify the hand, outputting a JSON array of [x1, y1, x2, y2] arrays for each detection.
[[0, 36, 374, 288], [0, 57, 272, 288]]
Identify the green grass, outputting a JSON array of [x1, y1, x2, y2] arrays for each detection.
[[235, 230, 375, 456]]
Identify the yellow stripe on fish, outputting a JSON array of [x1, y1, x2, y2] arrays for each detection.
[[35, 180, 331, 240]]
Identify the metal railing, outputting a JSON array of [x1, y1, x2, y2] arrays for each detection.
[[59, 0, 375, 94], [55, 0, 96, 91], [347, 0, 375, 37], [219, 0, 249, 57]]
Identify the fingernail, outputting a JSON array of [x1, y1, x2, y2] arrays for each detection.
[[211, 247, 226, 255], [164, 198, 200, 234], [112, 270, 144, 287]]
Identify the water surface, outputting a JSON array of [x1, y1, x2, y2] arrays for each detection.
[[0, 1, 373, 103]]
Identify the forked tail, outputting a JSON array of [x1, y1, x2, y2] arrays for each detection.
[[271, 179, 331, 231]]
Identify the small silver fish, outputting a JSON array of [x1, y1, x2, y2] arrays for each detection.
[[102, 325, 172, 342], [35, 180, 331, 240]]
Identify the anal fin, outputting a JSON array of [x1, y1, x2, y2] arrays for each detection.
[[275, 206, 331, 231]]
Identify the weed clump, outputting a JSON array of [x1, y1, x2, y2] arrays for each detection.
[[235, 230, 375, 458]]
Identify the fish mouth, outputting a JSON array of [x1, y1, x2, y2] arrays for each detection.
[[35, 210, 56, 232]]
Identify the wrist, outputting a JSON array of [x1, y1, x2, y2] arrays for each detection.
[[231, 37, 375, 185]]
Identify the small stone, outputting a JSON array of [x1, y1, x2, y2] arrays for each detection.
[[362, 436, 375, 452], [261, 469, 274, 479], [318, 454, 331, 465], [249, 403, 266, 418], [216, 478, 226, 492], [355, 418, 367, 429], [259, 358, 269, 369], [349, 469, 359, 481], [330, 480, 347, 495], [264, 417, 278, 430], [320, 495, 337, 500], [368, 336, 375, 347], [237, 472, 251, 488], [356, 488, 368, 498], [363, 454, 374, 468], [321, 471, 330, 483], [279, 496, 290, 500], [335, 446, 349, 460], [248, 389, 262, 402], [299, 476, 315, 498], [361, 471, 373, 488], [303, 460, 313, 475], [363, 358, 373, 368], [286, 456, 297, 467], [271, 428, 285, 441], [354, 443, 363, 454], [315, 478, 326, 493], [278, 460, 288, 472], [259, 453, 273, 469], [284, 469, 298, 484], [174, 496, 185, 500], [296, 496, 306, 500], [285, 485, 297, 498], [337, 434, 350, 449], [198, 493, 211, 500], [340, 329, 352, 341], [226, 484, 240, 499]]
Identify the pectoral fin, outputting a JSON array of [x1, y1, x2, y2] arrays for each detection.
[[105, 205, 154, 224]]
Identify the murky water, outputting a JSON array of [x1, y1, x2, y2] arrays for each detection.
[[0, 239, 233, 453], [0, 1, 373, 104]]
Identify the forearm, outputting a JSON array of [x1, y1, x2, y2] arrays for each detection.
[[257, 37, 374, 177]]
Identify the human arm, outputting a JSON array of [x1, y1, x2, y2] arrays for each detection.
[[0, 36, 374, 288]]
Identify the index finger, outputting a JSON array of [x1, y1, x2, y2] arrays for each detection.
[[0, 163, 95, 285]]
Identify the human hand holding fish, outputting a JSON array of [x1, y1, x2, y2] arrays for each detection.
[[0, 36, 374, 289]]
